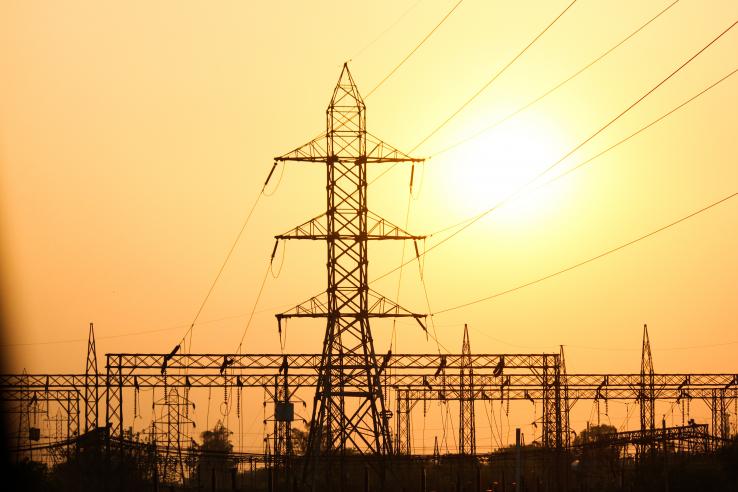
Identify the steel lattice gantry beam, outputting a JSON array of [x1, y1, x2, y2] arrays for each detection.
[[3, 351, 736, 451], [580, 424, 713, 454], [102, 352, 555, 371], [6, 372, 734, 401], [102, 352, 559, 441]]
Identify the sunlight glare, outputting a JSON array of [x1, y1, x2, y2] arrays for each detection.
[[441, 114, 566, 224]]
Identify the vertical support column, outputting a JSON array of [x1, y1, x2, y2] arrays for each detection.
[[719, 389, 729, 440], [71, 390, 80, 438], [542, 354, 558, 448], [559, 346, 570, 449], [273, 360, 294, 480], [105, 354, 123, 440], [710, 389, 729, 442], [395, 388, 411, 455], [515, 428, 521, 492]]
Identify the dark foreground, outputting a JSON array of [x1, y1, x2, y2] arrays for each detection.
[[4, 439, 738, 492]]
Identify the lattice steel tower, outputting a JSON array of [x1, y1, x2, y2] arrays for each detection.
[[639, 324, 655, 432], [275, 64, 425, 457], [459, 324, 476, 454], [84, 322, 99, 432]]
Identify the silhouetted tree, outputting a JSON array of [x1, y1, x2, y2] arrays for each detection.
[[195, 420, 234, 488], [573, 424, 620, 490], [291, 424, 309, 456]]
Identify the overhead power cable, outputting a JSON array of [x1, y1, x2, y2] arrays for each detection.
[[175, 161, 281, 350], [385, 0, 577, 349], [235, 242, 282, 353], [427, 65, 738, 241], [433, 191, 738, 315], [369, 0, 578, 185], [351, 0, 425, 61], [410, 0, 578, 152], [371, 21, 738, 284], [365, 0, 465, 98], [430, 0, 681, 157]]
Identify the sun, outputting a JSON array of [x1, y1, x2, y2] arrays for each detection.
[[439, 113, 567, 224]]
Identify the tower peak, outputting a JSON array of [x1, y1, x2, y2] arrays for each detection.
[[330, 62, 364, 109]]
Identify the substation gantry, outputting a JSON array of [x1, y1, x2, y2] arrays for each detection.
[[2, 327, 736, 465]]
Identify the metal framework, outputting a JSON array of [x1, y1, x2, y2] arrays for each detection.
[[706, 385, 737, 440], [639, 324, 655, 433], [1, 388, 81, 465], [395, 388, 412, 455], [559, 345, 571, 449], [262, 357, 303, 488], [85, 322, 99, 432], [273, 63, 424, 458], [582, 424, 712, 454], [3, 352, 736, 464], [459, 325, 475, 455], [150, 387, 193, 484]]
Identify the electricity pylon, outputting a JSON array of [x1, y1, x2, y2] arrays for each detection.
[[459, 324, 476, 454], [84, 322, 98, 432], [639, 324, 655, 432], [638, 323, 655, 457], [274, 64, 426, 463]]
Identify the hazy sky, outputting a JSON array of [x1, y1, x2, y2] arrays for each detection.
[[1, 0, 737, 450]]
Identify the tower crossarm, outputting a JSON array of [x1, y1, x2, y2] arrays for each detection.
[[274, 132, 424, 165], [276, 211, 426, 241], [276, 290, 426, 330], [274, 134, 328, 163], [365, 132, 424, 164]]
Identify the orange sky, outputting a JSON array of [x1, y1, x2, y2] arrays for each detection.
[[1, 1, 737, 450]]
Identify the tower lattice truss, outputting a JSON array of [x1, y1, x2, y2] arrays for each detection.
[[275, 64, 426, 455]]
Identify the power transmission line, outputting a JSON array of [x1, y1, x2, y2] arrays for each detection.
[[410, 0, 578, 152], [429, 0, 681, 157], [369, 0, 578, 185], [351, 0, 425, 61], [371, 21, 738, 284], [175, 161, 281, 349], [383, 0, 578, 345], [427, 66, 738, 241], [365, 0, 465, 98], [235, 260, 272, 353], [432, 191, 738, 315]]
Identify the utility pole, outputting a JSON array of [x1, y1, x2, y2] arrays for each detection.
[[662, 417, 669, 492], [274, 63, 426, 484], [515, 428, 521, 492]]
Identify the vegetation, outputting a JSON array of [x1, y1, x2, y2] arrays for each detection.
[[190, 420, 235, 489]]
